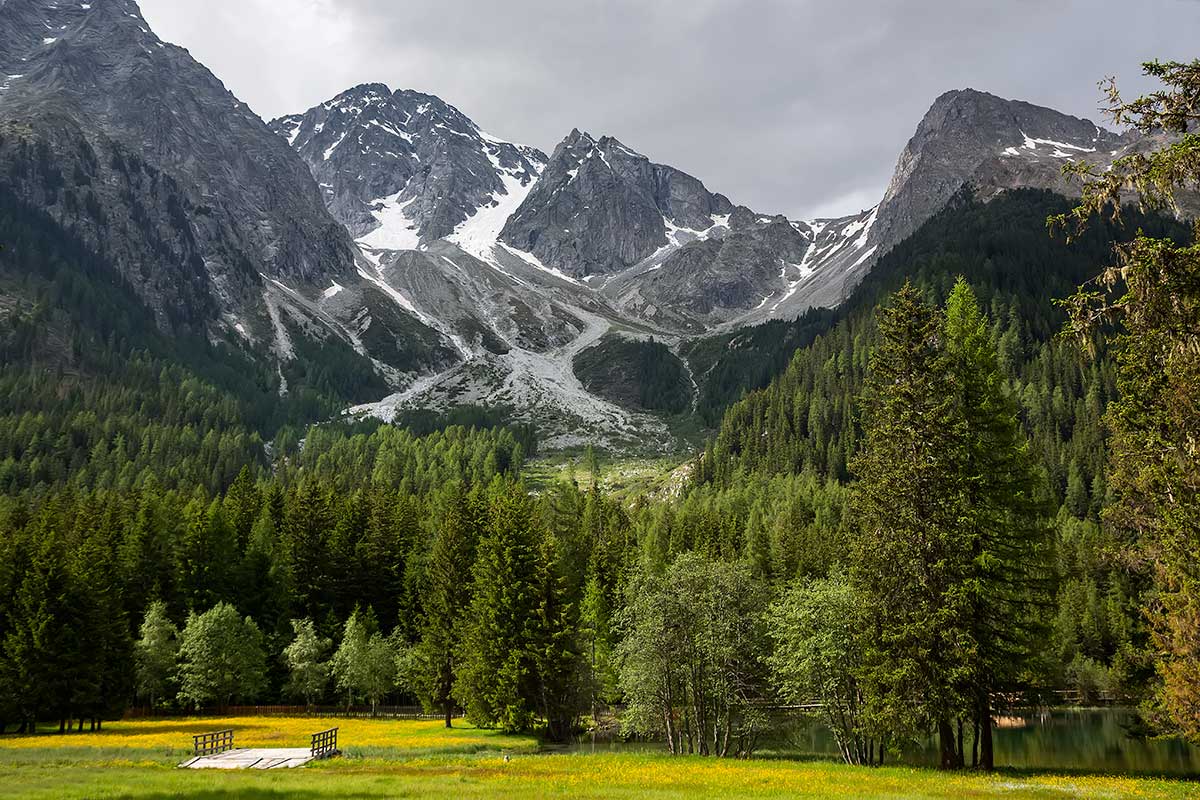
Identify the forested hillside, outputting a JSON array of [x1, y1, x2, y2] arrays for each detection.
[[689, 189, 1188, 431], [0, 186, 403, 495], [0, 187, 1157, 754]]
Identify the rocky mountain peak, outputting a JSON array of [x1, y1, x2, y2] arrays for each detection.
[[272, 86, 547, 249], [872, 88, 1130, 251], [499, 129, 733, 278]]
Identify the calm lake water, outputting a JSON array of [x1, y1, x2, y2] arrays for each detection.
[[566, 709, 1200, 777]]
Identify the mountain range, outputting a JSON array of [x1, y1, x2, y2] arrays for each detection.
[[0, 0, 1174, 450]]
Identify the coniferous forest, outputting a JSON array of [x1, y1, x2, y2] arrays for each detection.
[[0, 61, 1198, 781]]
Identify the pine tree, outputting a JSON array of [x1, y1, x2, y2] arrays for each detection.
[[850, 283, 974, 767], [177, 498, 237, 611], [413, 485, 478, 727], [532, 532, 585, 743], [1055, 59, 1200, 742], [943, 278, 1052, 769], [454, 482, 541, 733]]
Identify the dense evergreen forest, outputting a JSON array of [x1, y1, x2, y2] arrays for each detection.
[[1, 62, 1198, 771], [0, 189, 1161, 761]]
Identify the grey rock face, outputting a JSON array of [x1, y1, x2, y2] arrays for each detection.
[[500, 130, 734, 278], [601, 212, 813, 331], [0, 0, 359, 331], [271, 86, 546, 245], [872, 88, 1133, 252]]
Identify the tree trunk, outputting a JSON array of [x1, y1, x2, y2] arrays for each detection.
[[957, 719, 965, 768], [972, 716, 980, 768], [980, 693, 994, 771], [663, 706, 676, 756], [444, 701, 453, 729], [938, 718, 959, 770]]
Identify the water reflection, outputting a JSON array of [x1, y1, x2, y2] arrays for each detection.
[[564, 709, 1200, 776]]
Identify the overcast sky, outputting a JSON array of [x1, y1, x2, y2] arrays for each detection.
[[139, 0, 1199, 220]]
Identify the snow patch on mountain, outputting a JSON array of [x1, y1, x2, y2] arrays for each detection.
[[357, 190, 422, 250]]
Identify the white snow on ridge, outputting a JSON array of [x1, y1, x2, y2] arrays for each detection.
[[323, 281, 344, 299], [1020, 131, 1096, 154], [281, 120, 303, 146], [850, 245, 878, 270], [323, 129, 351, 161], [851, 205, 878, 250]]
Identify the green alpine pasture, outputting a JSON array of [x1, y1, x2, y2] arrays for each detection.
[[0, 717, 1194, 799]]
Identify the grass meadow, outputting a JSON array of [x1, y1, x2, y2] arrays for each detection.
[[0, 717, 1195, 799]]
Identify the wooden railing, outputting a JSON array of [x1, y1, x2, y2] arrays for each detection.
[[310, 727, 339, 759], [193, 729, 235, 756]]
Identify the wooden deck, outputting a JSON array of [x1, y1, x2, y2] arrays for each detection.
[[179, 747, 317, 770]]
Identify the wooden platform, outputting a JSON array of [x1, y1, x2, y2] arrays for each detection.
[[179, 748, 317, 770]]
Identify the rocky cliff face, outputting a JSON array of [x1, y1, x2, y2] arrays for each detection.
[[0, 0, 361, 332], [0, 0, 465, 402], [741, 89, 1155, 323], [870, 88, 1135, 252]]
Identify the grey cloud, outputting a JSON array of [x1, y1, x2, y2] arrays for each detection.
[[140, 0, 1199, 219]]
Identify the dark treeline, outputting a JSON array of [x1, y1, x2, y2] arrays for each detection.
[[0, 423, 546, 731]]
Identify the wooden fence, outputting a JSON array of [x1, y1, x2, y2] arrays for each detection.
[[192, 729, 234, 756], [310, 727, 339, 759]]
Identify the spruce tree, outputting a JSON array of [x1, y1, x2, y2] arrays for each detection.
[[850, 283, 974, 767], [413, 485, 478, 727], [454, 482, 541, 733], [943, 278, 1052, 769], [1055, 60, 1200, 741]]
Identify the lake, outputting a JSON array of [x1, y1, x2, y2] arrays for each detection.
[[567, 708, 1200, 777]]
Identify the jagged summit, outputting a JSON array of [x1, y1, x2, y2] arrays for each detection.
[[498, 129, 736, 279], [269, 85, 546, 248]]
